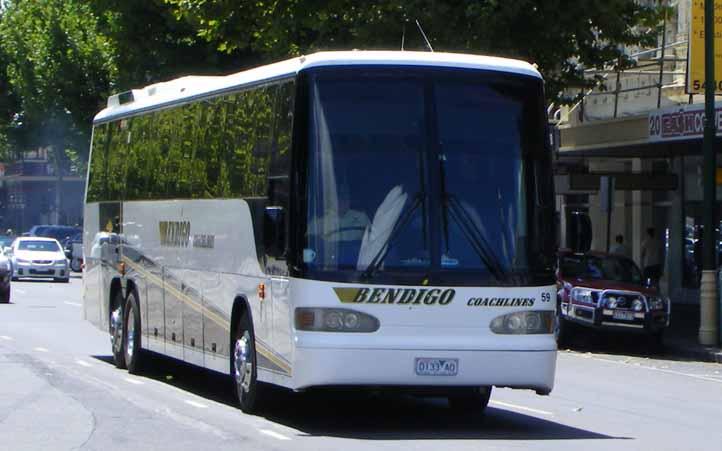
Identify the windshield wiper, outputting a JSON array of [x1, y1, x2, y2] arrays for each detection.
[[361, 192, 425, 280], [445, 194, 508, 281], [437, 152, 507, 281]]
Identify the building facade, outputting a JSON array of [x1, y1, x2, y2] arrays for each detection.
[[556, 0, 715, 304]]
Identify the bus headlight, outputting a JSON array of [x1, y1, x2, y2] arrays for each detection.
[[490, 311, 554, 335], [295, 308, 379, 333]]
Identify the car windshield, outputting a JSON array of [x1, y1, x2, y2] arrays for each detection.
[[18, 240, 60, 252], [560, 254, 643, 284]]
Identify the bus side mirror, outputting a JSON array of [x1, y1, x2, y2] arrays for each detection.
[[264, 206, 286, 258]]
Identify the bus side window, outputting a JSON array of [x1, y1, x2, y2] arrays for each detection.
[[264, 81, 294, 263]]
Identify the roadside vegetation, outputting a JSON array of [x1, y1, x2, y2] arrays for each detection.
[[0, 0, 665, 172]]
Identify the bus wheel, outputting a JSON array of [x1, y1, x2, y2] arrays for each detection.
[[448, 386, 492, 413], [124, 290, 144, 374], [232, 312, 266, 414], [110, 292, 127, 369]]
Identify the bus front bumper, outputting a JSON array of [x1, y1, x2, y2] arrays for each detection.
[[291, 347, 556, 394]]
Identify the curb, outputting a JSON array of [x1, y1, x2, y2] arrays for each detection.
[[664, 342, 722, 364]]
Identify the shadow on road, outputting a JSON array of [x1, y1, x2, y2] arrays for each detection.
[[91, 351, 629, 442], [559, 326, 696, 363]]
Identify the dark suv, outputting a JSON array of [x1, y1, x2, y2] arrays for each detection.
[[26, 225, 82, 242]]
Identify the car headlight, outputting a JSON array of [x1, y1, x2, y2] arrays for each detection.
[[648, 296, 667, 311], [490, 311, 555, 335], [571, 288, 597, 304], [605, 296, 618, 309], [632, 299, 645, 312], [55, 259, 67, 266], [15, 258, 29, 264], [295, 308, 379, 333]]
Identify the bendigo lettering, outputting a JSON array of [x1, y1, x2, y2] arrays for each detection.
[[349, 287, 455, 306]]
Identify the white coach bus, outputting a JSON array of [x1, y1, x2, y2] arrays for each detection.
[[83, 51, 557, 414]]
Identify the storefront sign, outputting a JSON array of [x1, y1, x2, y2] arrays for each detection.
[[648, 103, 722, 142], [688, 0, 722, 94]]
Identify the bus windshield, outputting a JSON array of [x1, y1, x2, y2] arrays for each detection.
[[303, 67, 553, 285]]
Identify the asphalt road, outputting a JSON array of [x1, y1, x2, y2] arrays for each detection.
[[2, 277, 722, 451]]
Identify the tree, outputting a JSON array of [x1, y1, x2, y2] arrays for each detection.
[[89, 0, 241, 92], [165, 0, 664, 104], [0, 0, 118, 171]]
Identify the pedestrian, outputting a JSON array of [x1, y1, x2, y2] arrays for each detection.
[[610, 234, 629, 258], [641, 227, 662, 283]]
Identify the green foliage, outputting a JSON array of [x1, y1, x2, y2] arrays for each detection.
[[165, 0, 665, 103], [0, 0, 117, 170]]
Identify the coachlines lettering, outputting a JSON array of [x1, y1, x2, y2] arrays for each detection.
[[333, 287, 456, 306], [467, 297, 535, 307]]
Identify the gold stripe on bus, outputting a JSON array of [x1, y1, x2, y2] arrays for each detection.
[[121, 256, 229, 331], [121, 255, 292, 376]]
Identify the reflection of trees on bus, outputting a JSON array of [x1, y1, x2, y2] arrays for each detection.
[[87, 81, 294, 204]]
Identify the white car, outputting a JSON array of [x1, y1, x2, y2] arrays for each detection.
[[10, 237, 70, 283]]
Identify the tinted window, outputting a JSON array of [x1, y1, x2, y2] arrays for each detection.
[[561, 255, 642, 284], [102, 79, 295, 202]]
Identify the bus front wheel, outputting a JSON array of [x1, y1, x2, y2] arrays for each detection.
[[232, 311, 267, 414], [448, 386, 492, 414]]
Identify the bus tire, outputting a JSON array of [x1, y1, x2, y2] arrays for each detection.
[[448, 386, 492, 413], [124, 290, 144, 374], [232, 311, 267, 414], [110, 291, 127, 369]]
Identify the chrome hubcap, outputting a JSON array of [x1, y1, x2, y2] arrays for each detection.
[[233, 332, 252, 394], [110, 306, 123, 353], [126, 304, 135, 360]]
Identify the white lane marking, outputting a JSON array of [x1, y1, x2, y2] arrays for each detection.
[[490, 400, 554, 416], [259, 429, 291, 441], [573, 354, 722, 384], [34, 347, 49, 353], [75, 359, 92, 368], [184, 400, 208, 409], [0, 335, 14, 341], [124, 377, 144, 385], [64, 301, 82, 307]]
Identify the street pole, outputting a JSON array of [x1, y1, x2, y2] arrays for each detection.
[[700, 0, 719, 346]]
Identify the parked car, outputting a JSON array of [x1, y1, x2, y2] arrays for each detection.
[[0, 252, 11, 303], [556, 250, 670, 347], [9, 237, 70, 283], [26, 225, 82, 243], [62, 233, 83, 272]]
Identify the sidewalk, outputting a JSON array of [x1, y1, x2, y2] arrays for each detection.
[[665, 303, 722, 363]]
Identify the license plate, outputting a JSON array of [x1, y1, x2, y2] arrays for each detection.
[[613, 310, 635, 321], [415, 358, 459, 376]]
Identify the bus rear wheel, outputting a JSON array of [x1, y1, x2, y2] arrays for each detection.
[[110, 291, 127, 369], [232, 311, 267, 414], [448, 386, 492, 414], [124, 290, 144, 374]]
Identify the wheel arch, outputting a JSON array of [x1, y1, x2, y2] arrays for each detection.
[[108, 278, 123, 332], [230, 295, 253, 374]]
